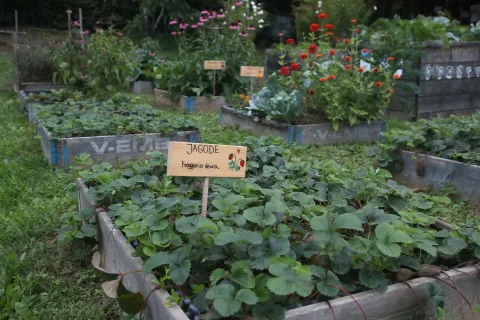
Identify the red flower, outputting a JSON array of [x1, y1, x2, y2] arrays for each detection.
[[344, 64, 352, 70], [329, 49, 336, 56], [326, 32, 334, 37], [308, 89, 316, 95], [375, 81, 383, 88], [334, 37, 340, 42], [343, 38, 351, 44], [300, 52, 308, 60], [328, 75, 336, 80], [344, 56, 352, 62], [351, 19, 357, 23], [317, 13, 328, 19], [320, 77, 327, 83], [325, 24, 334, 30], [361, 48, 369, 53], [228, 154, 233, 160], [279, 66, 290, 76], [393, 74, 401, 80], [357, 67, 365, 73], [387, 56, 395, 61], [373, 67, 381, 73], [240, 159, 245, 167], [308, 44, 318, 54], [286, 38, 295, 45], [290, 63, 299, 71], [310, 23, 320, 32], [316, 53, 323, 58]]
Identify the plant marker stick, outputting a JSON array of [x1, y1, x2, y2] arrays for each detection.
[[79, 8, 84, 49], [201, 178, 209, 216], [213, 70, 216, 97]]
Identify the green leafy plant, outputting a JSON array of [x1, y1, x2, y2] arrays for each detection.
[[54, 25, 138, 96], [63, 136, 480, 319], [154, 0, 267, 99], [131, 38, 165, 82], [35, 95, 197, 138], [368, 113, 480, 167]]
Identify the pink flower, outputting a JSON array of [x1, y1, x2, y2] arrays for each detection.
[[55, 41, 62, 46], [66, 9, 72, 14], [82, 29, 89, 35], [116, 32, 124, 36], [179, 22, 189, 29], [201, 10, 209, 14], [217, 13, 225, 18], [171, 31, 178, 35], [246, 16, 253, 20], [199, 16, 209, 23], [237, 20, 243, 26], [149, 51, 155, 57], [73, 20, 82, 27], [81, 73, 87, 79], [239, 32, 248, 37], [247, 25, 255, 31], [235, 1, 243, 6], [95, 27, 103, 33], [229, 23, 240, 30], [76, 39, 84, 44], [208, 11, 216, 19], [197, 22, 204, 26], [169, 20, 178, 25], [191, 24, 198, 29]]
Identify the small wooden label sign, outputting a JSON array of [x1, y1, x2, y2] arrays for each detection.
[[241, 66, 264, 77], [167, 142, 247, 178], [204, 60, 226, 70]]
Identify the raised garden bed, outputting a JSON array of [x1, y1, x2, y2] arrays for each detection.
[[220, 106, 385, 145], [131, 81, 154, 94], [391, 150, 480, 205], [36, 124, 198, 169], [77, 180, 480, 320], [154, 89, 227, 113], [77, 181, 188, 320]]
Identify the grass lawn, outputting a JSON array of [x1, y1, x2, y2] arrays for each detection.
[[0, 54, 120, 319]]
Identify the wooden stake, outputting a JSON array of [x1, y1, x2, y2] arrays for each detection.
[[79, 9, 84, 49], [201, 178, 209, 217], [213, 70, 216, 97], [67, 11, 72, 37]]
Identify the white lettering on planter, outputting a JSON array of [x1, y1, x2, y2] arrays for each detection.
[[117, 140, 132, 153], [155, 138, 169, 151], [89, 136, 171, 154], [139, 137, 154, 152], [90, 141, 109, 154]]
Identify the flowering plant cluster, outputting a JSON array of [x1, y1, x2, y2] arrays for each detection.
[[250, 14, 400, 129], [54, 16, 138, 96], [132, 38, 165, 82], [154, 0, 267, 99]]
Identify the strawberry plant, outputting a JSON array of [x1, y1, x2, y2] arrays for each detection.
[[368, 112, 480, 167], [62, 136, 480, 319], [35, 95, 197, 138]]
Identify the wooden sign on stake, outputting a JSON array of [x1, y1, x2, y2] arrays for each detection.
[[167, 141, 247, 216], [204, 61, 226, 97], [241, 66, 264, 94]]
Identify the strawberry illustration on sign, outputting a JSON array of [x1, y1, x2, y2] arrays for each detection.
[[228, 153, 245, 172]]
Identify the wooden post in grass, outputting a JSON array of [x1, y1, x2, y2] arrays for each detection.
[[167, 142, 247, 217], [13, 10, 19, 92], [204, 61, 226, 97]]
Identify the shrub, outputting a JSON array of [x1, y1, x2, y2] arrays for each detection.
[[54, 22, 138, 96], [132, 37, 165, 82]]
